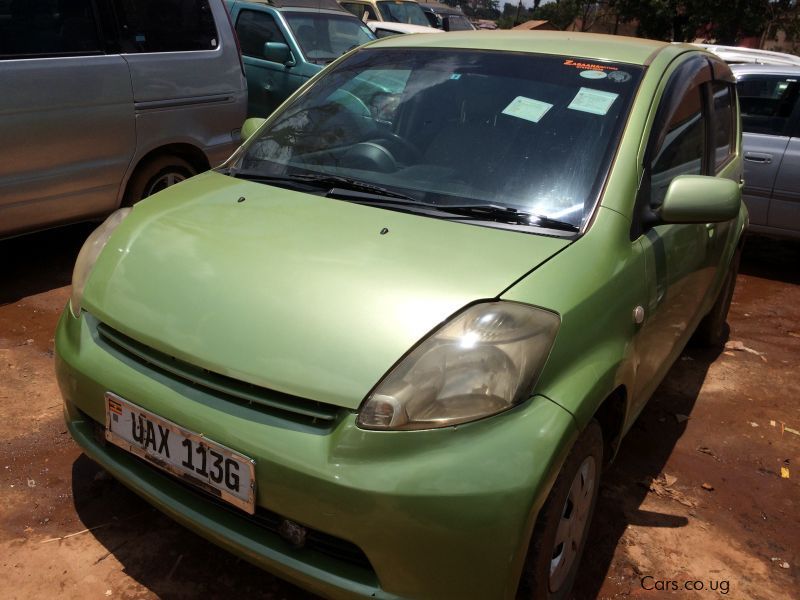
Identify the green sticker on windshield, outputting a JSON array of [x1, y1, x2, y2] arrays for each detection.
[[567, 87, 618, 115], [501, 96, 553, 124]]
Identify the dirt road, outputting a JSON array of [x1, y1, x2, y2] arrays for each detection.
[[1, 226, 798, 599]]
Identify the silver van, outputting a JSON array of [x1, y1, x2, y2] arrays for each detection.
[[732, 63, 800, 240], [0, 0, 247, 238]]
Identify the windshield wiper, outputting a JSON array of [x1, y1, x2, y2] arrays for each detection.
[[226, 169, 420, 203], [435, 204, 580, 232], [289, 173, 417, 201]]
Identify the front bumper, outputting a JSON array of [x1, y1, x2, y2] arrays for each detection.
[[55, 308, 578, 600]]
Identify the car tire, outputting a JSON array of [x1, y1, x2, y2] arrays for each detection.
[[692, 245, 742, 347], [518, 420, 603, 600], [124, 155, 195, 205]]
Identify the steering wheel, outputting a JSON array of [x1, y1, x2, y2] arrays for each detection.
[[328, 89, 371, 118], [374, 132, 421, 164]]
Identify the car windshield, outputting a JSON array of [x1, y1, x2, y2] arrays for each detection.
[[284, 12, 375, 64], [445, 14, 473, 31], [377, 1, 429, 26], [233, 48, 643, 230]]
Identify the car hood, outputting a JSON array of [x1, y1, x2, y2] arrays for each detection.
[[84, 172, 569, 409]]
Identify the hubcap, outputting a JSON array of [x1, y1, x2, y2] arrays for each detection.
[[145, 171, 186, 198], [549, 456, 596, 592]]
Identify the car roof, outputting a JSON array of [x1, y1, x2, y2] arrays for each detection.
[[692, 43, 800, 66], [730, 63, 800, 77], [369, 30, 677, 66], [239, 0, 350, 11]]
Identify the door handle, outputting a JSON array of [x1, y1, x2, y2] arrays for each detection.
[[744, 152, 772, 164]]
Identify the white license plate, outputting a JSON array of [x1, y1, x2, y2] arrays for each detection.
[[104, 392, 256, 514]]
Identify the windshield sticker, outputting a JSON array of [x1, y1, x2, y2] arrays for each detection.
[[580, 70, 607, 80], [502, 96, 553, 123], [607, 70, 632, 83], [568, 88, 618, 116], [564, 59, 618, 72], [450, 73, 461, 80]]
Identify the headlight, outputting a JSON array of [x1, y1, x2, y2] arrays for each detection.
[[69, 208, 132, 318], [357, 301, 560, 431]]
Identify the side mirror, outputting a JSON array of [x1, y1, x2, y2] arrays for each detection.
[[241, 117, 266, 141], [263, 41, 293, 66], [659, 175, 741, 224]]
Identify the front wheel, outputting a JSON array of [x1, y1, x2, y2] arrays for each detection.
[[123, 155, 195, 205], [518, 421, 603, 600], [693, 245, 742, 347]]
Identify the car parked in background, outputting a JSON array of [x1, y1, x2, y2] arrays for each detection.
[[419, 1, 474, 31], [0, 0, 247, 239], [227, 0, 374, 117], [732, 63, 800, 239], [339, 0, 433, 28], [367, 19, 442, 37], [693, 43, 800, 67], [56, 32, 745, 600]]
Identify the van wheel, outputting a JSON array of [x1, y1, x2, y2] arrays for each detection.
[[693, 246, 742, 347], [518, 421, 603, 600], [124, 155, 195, 205]]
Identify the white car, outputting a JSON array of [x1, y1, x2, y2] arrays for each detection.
[[366, 20, 442, 37], [692, 43, 800, 66]]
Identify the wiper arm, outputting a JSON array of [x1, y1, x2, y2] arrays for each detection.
[[225, 168, 427, 209], [436, 204, 580, 232], [226, 169, 415, 201], [290, 174, 417, 201]]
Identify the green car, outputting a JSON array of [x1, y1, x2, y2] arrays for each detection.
[[56, 31, 746, 600]]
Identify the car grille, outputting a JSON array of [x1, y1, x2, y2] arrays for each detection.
[[91, 317, 343, 428], [86, 417, 374, 572]]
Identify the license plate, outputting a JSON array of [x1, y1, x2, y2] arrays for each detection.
[[104, 392, 256, 514]]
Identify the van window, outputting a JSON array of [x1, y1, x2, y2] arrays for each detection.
[[0, 0, 101, 58], [235, 10, 289, 59], [112, 0, 218, 53]]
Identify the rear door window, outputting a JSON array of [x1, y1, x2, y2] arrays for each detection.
[[111, 0, 218, 53], [737, 74, 800, 136]]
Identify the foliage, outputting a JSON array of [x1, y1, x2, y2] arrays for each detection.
[[613, 0, 800, 44], [494, 0, 799, 46]]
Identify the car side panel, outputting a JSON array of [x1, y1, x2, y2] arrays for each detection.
[[501, 207, 647, 430], [120, 0, 247, 178], [0, 55, 135, 238], [742, 132, 789, 226], [766, 137, 800, 236]]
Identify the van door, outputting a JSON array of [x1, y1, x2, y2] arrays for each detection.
[[231, 6, 310, 116], [0, 0, 135, 237], [110, 0, 247, 168]]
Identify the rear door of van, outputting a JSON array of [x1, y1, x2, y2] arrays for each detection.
[[113, 0, 247, 168], [0, 0, 135, 238]]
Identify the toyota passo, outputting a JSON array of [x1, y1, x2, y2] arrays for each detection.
[[56, 32, 747, 600]]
